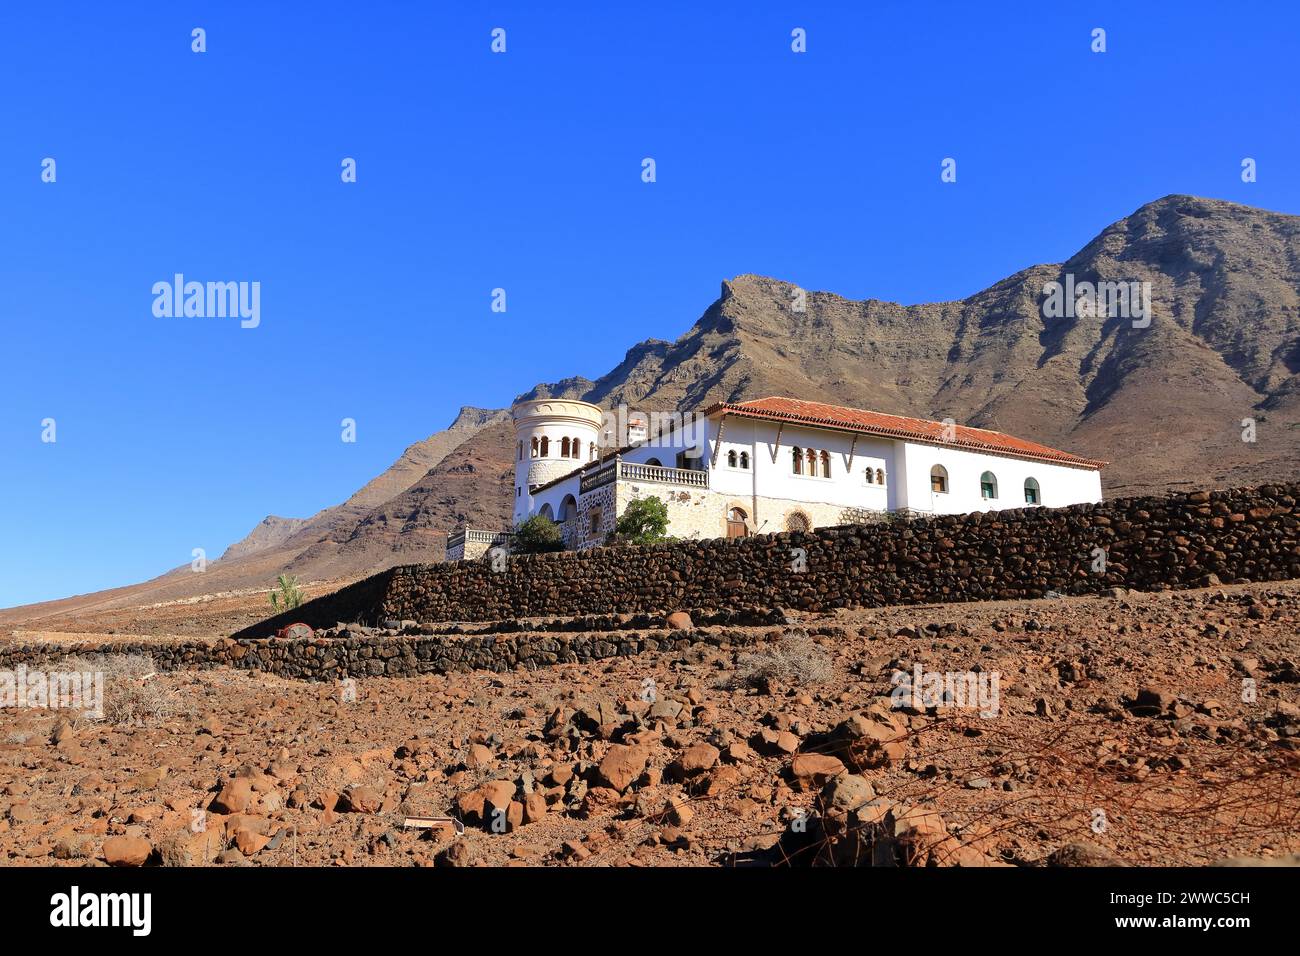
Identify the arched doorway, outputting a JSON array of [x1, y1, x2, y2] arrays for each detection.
[[726, 507, 749, 539]]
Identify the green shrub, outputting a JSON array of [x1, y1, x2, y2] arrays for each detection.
[[616, 496, 670, 544], [513, 514, 565, 553]]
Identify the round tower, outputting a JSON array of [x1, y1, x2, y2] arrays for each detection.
[[511, 399, 605, 523]]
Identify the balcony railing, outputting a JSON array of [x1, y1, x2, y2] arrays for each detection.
[[618, 460, 708, 487], [577, 456, 710, 494], [447, 528, 514, 550], [579, 459, 619, 494]]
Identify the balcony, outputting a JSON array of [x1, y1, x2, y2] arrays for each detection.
[[619, 460, 708, 487], [446, 528, 514, 558], [579, 457, 709, 494]]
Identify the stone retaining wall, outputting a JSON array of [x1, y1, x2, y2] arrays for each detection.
[[239, 483, 1300, 635], [382, 483, 1300, 623], [0, 628, 745, 683]]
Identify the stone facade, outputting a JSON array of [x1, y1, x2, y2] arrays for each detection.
[[617, 481, 719, 541], [253, 482, 1300, 632], [577, 481, 618, 549]]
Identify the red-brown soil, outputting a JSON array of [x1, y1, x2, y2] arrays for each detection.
[[1, 581, 1296, 867]]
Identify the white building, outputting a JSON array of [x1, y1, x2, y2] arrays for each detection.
[[446, 395, 1105, 559]]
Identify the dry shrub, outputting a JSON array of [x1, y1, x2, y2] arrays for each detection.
[[730, 631, 832, 689], [58, 653, 184, 726]]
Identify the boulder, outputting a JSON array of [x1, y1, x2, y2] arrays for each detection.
[[789, 752, 846, 791], [676, 743, 720, 775], [103, 836, 152, 867], [819, 773, 875, 814], [340, 786, 383, 814], [596, 744, 648, 793], [522, 792, 547, 824], [209, 778, 253, 815]]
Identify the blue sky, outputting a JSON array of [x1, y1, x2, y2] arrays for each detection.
[[1, 1, 1297, 609]]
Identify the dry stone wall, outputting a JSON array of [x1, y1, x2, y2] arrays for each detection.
[[365, 483, 1300, 624], [0, 628, 744, 682]]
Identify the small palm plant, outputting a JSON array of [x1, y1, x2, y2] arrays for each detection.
[[270, 573, 305, 611]]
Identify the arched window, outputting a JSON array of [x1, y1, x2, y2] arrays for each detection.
[[875, 467, 885, 485], [559, 495, 578, 522], [739, 451, 750, 469], [865, 467, 874, 484], [727, 450, 737, 467], [820, 450, 831, 478], [786, 511, 810, 533], [646, 457, 662, 467], [930, 465, 947, 493], [1024, 477, 1040, 505], [980, 471, 998, 500], [560, 437, 571, 458], [517, 441, 523, 461], [727, 507, 749, 539], [589, 442, 597, 460], [792, 447, 803, 474], [540, 436, 549, 457], [572, 436, 581, 459], [531, 437, 539, 458]]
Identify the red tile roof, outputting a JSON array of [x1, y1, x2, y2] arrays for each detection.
[[701, 397, 1106, 469]]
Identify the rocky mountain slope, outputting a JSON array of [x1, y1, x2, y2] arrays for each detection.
[[4, 194, 1297, 629], [521, 195, 1300, 497]]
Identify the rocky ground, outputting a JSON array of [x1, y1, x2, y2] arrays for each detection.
[[1, 581, 1297, 867]]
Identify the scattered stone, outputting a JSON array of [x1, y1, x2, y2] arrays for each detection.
[[1046, 842, 1125, 867], [209, 778, 253, 815], [103, 836, 152, 867], [340, 786, 383, 814], [789, 753, 846, 791], [676, 742, 720, 775], [596, 745, 648, 793], [663, 795, 694, 827]]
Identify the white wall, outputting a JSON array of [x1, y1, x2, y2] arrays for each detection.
[[707, 418, 897, 513], [897, 440, 1102, 515]]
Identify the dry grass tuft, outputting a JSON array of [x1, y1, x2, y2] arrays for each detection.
[[729, 631, 833, 690], [58, 653, 186, 726]]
